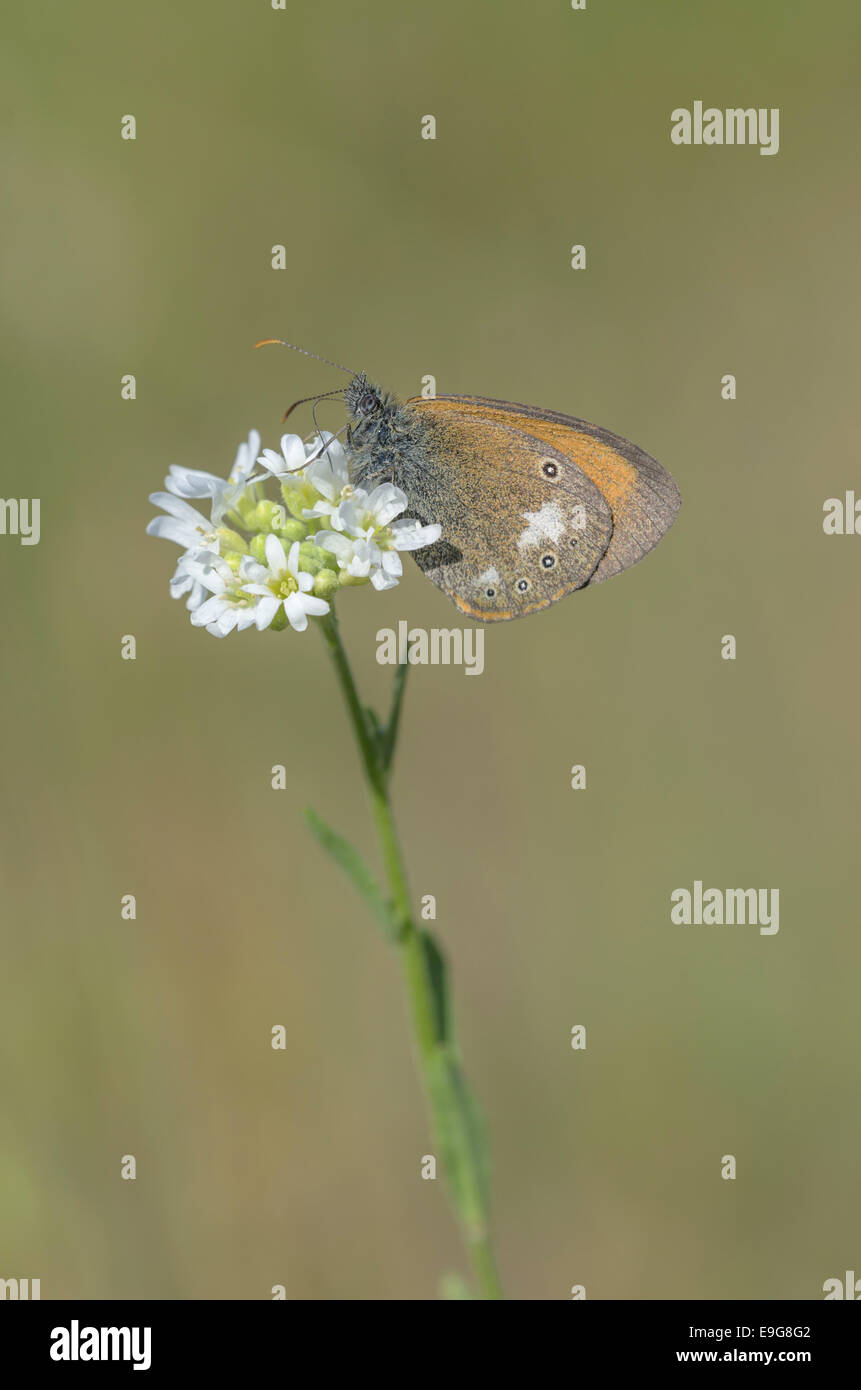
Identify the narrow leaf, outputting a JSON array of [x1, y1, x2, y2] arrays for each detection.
[[380, 661, 409, 773], [425, 1043, 492, 1236], [364, 703, 384, 748], [304, 807, 397, 939], [419, 930, 451, 1046]]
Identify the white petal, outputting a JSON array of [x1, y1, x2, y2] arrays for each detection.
[[180, 547, 229, 574], [169, 570, 193, 596], [239, 557, 269, 582], [302, 500, 336, 519], [279, 433, 308, 473], [254, 595, 280, 630], [216, 609, 240, 634], [313, 531, 352, 563], [265, 533, 288, 573], [184, 581, 206, 611], [192, 595, 228, 625], [147, 516, 199, 548], [305, 439, 349, 498], [371, 568, 400, 591], [259, 448, 287, 475], [298, 594, 330, 617], [306, 429, 343, 457], [365, 483, 408, 527], [180, 556, 231, 592], [149, 492, 211, 525], [210, 483, 242, 524], [234, 430, 261, 480], [166, 466, 224, 499], [390, 520, 442, 551], [381, 550, 403, 577], [327, 500, 361, 536], [284, 592, 309, 631]]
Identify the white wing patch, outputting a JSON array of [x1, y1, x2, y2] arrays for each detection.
[[517, 501, 565, 550], [477, 567, 500, 585]]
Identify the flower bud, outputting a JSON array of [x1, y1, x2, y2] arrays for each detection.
[[281, 480, 321, 521], [251, 500, 287, 532], [313, 568, 340, 598], [249, 534, 268, 564], [298, 541, 337, 574], [277, 519, 307, 544], [215, 526, 248, 553], [231, 491, 260, 527]]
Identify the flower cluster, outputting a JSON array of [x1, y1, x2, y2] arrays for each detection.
[[147, 429, 441, 636]]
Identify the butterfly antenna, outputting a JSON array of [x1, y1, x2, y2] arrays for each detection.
[[282, 386, 345, 424], [254, 339, 357, 376]]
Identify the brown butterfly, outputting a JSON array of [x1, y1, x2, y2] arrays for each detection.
[[257, 343, 681, 622]]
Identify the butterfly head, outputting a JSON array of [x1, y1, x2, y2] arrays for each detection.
[[345, 372, 385, 422]]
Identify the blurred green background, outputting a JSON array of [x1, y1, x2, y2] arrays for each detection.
[[2, 0, 860, 1300]]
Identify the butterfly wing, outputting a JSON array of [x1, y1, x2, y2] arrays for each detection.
[[400, 402, 615, 621], [410, 394, 681, 593]]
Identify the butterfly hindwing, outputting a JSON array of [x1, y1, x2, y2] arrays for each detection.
[[410, 395, 681, 588], [402, 405, 615, 621]]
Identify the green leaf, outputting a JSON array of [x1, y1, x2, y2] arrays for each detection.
[[380, 661, 409, 774], [304, 807, 397, 940], [415, 933, 491, 1232], [364, 703, 384, 750], [419, 930, 451, 1046], [425, 1042, 492, 1237]]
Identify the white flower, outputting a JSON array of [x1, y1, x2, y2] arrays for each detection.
[[163, 429, 262, 523], [182, 555, 260, 638], [315, 484, 441, 591], [240, 535, 330, 632], [146, 493, 222, 552], [169, 547, 227, 612], [258, 431, 309, 478], [149, 426, 441, 628], [259, 431, 348, 494], [258, 431, 351, 519]]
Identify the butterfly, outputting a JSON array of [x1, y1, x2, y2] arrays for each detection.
[[257, 343, 681, 622]]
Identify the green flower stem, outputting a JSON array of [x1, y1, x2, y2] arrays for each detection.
[[317, 607, 504, 1300]]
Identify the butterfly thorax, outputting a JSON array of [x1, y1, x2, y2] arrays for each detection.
[[344, 374, 432, 498]]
